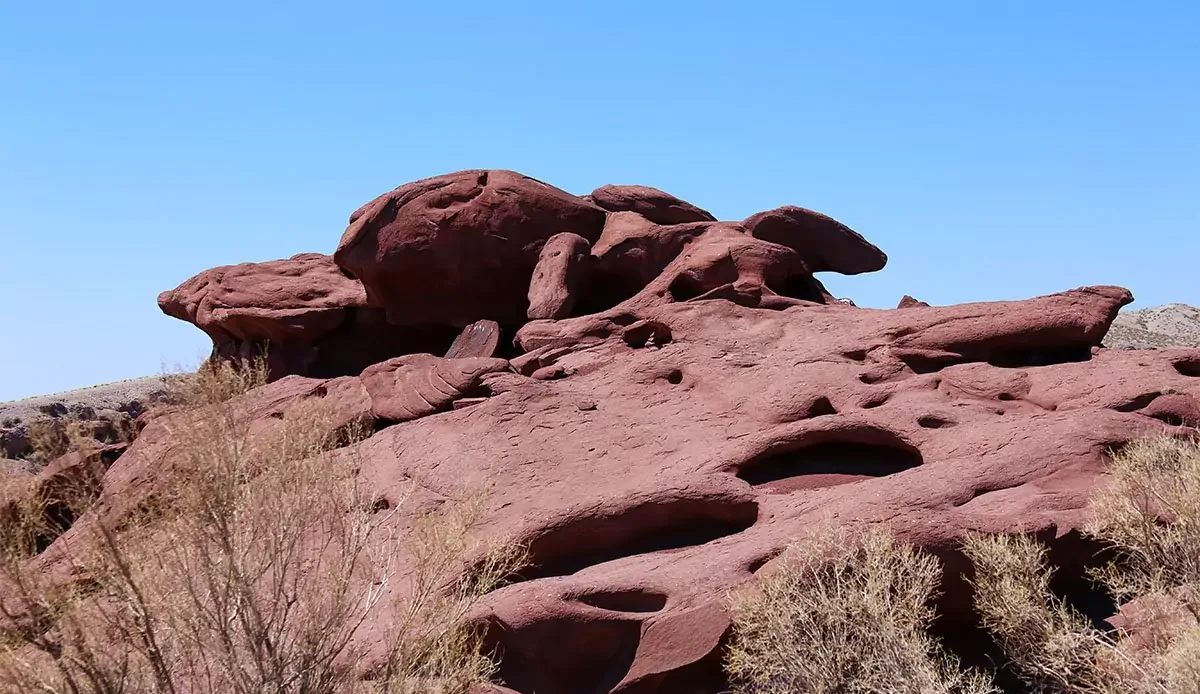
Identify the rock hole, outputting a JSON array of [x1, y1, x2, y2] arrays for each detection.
[[918, 415, 954, 429], [736, 430, 923, 494], [666, 369, 684, 385], [518, 496, 758, 580], [842, 350, 868, 362], [858, 372, 881, 384], [1152, 411, 1185, 427], [862, 394, 890, 409], [609, 313, 638, 327], [622, 320, 673, 349], [997, 392, 1016, 402], [309, 313, 463, 379], [898, 352, 961, 374], [985, 346, 1093, 368], [806, 397, 837, 418], [572, 589, 668, 613], [778, 273, 829, 303], [1113, 392, 1162, 412], [486, 613, 641, 694], [1175, 359, 1200, 377], [668, 276, 705, 303], [746, 549, 784, 574]]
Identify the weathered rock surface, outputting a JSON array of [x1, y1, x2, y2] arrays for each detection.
[[334, 170, 608, 326], [587, 185, 716, 225], [161, 171, 881, 381], [157, 253, 460, 379], [360, 354, 509, 422], [32, 170, 1200, 693], [742, 205, 886, 275]]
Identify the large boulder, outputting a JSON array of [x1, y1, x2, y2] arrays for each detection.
[[742, 205, 887, 275], [586, 217, 836, 312], [588, 184, 716, 225], [334, 170, 608, 327], [158, 253, 458, 379], [359, 354, 510, 422]]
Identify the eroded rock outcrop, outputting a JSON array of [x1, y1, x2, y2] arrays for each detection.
[[66, 169, 1200, 692], [335, 170, 608, 327], [157, 253, 459, 379], [161, 170, 884, 382], [587, 184, 716, 225]]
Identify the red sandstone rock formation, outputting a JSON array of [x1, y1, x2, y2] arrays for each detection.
[[157, 253, 460, 379], [587, 184, 716, 225], [334, 170, 608, 327], [82, 170, 1200, 692]]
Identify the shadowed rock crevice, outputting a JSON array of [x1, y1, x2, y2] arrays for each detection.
[[737, 431, 923, 494], [572, 589, 669, 614], [519, 496, 759, 580], [488, 614, 643, 694], [983, 345, 1094, 368], [918, 415, 955, 429]]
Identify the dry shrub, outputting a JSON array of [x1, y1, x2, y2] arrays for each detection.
[[1160, 626, 1200, 694], [1087, 436, 1200, 606], [725, 524, 994, 694], [26, 418, 99, 466], [157, 356, 269, 413], [0, 357, 523, 694], [963, 533, 1115, 693], [963, 435, 1200, 694]]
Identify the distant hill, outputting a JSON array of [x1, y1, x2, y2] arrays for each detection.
[[1105, 303, 1200, 349]]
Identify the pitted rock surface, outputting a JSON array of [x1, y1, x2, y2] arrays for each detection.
[[39, 170, 1200, 693]]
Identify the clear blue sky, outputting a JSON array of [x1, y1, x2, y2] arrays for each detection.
[[1, 2, 1197, 401]]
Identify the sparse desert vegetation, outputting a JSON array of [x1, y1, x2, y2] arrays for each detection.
[[726, 436, 1200, 693], [725, 525, 995, 694], [5, 168, 1200, 693], [0, 359, 523, 694]]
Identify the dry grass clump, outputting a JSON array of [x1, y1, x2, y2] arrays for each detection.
[[725, 525, 994, 694], [963, 533, 1116, 693], [25, 419, 97, 466], [963, 435, 1200, 694], [0, 357, 523, 694], [724, 436, 1200, 694], [1087, 436, 1200, 605], [156, 355, 269, 413]]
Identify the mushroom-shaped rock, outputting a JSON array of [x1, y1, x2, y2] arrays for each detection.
[[360, 354, 510, 422], [158, 253, 364, 344], [334, 170, 607, 327], [743, 205, 887, 275], [158, 254, 455, 380], [588, 184, 716, 225]]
